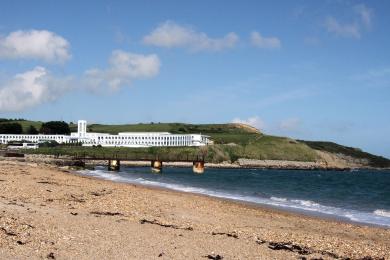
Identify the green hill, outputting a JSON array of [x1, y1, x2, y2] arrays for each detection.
[[2, 120, 389, 168]]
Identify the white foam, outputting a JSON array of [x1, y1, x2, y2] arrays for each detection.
[[270, 196, 287, 202], [77, 169, 390, 228], [291, 199, 320, 207], [374, 209, 390, 218]]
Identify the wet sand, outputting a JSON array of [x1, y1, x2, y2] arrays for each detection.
[[0, 159, 389, 259]]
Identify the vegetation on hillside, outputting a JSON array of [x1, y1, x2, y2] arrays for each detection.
[[0, 122, 23, 134], [2, 118, 389, 167], [0, 120, 43, 134], [300, 141, 390, 168], [40, 121, 71, 135]]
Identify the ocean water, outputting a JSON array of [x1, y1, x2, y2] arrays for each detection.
[[78, 166, 390, 227]]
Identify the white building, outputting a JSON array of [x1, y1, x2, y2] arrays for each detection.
[[0, 120, 210, 148]]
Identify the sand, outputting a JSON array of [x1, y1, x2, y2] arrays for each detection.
[[0, 158, 389, 259]]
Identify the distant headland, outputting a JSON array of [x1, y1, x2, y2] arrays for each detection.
[[1, 118, 389, 170]]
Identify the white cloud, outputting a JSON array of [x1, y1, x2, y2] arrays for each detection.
[[324, 17, 360, 38], [143, 21, 239, 51], [324, 4, 374, 39], [250, 31, 281, 49], [279, 118, 301, 131], [0, 30, 71, 63], [232, 116, 265, 131], [84, 50, 160, 90], [0, 49, 160, 112], [354, 4, 373, 28], [0, 67, 72, 112]]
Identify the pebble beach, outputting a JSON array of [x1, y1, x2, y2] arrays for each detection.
[[0, 159, 389, 259]]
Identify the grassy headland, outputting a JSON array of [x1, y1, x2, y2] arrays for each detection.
[[6, 120, 388, 168]]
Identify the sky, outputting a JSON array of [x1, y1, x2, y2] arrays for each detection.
[[0, 0, 389, 158]]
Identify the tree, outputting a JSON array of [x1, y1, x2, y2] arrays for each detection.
[[40, 121, 71, 135], [0, 123, 23, 134], [27, 125, 39, 134]]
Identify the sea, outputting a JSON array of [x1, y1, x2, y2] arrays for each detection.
[[78, 166, 390, 228]]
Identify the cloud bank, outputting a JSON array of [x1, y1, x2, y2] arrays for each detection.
[[143, 21, 239, 51], [0, 30, 71, 63]]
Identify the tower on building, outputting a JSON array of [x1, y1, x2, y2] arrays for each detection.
[[77, 120, 87, 138]]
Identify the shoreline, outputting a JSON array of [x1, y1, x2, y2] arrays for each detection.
[[75, 165, 390, 229], [1, 158, 389, 259]]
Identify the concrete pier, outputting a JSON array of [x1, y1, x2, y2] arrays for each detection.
[[108, 159, 120, 171], [151, 160, 163, 173], [193, 161, 205, 174]]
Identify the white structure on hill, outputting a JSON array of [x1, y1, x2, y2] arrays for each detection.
[[0, 120, 210, 148]]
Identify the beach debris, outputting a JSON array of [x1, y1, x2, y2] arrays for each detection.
[[69, 194, 85, 203], [203, 254, 223, 260], [90, 189, 112, 197], [0, 227, 17, 236], [139, 219, 193, 231], [268, 242, 311, 255], [46, 189, 52, 192], [211, 231, 238, 239], [255, 237, 266, 244], [16, 240, 26, 245], [37, 181, 59, 185], [90, 211, 123, 216], [158, 252, 164, 257], [70, 212, 78, 216], [47, 252, 55, 259], [0, 179, 5, 181], [358, 257, 385, 260], [7, 201, 25, 207], [22, 223, 35, 229]]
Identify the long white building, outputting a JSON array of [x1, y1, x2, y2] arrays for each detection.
[[0, 120, 210, 148]]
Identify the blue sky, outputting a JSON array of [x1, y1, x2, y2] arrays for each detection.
[[0, 0, 389, 157]]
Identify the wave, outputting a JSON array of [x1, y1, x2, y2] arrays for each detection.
[[374, 209, 390, 218], [77, 169, 390, 228]]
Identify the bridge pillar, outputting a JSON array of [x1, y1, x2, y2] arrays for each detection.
[[151, 160, 163, 173], [193, 161, 205, 174], [108, 159, 120, 171]]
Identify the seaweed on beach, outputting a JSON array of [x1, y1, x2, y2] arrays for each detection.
[[90, 211, 123, 216], [268, 242, 311, 255], [211, 231, 238, 239], [139, 219, 193, 231], [37, 181, 59, 185], [204, 255, 223, 260]]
